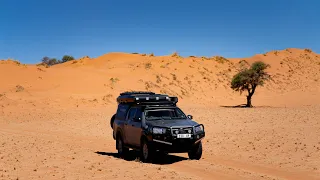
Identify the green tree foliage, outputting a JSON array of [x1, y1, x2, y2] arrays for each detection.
[[40, 55, 75, 66], [231, 61, 271, 107], [41, 56, 59, 66], [62, 55, 75, 62], [48, 58, 58, 66]]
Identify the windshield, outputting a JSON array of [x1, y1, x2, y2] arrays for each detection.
[[145, 108, 186, 120]]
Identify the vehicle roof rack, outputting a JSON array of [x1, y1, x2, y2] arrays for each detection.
[[120, 91, 156, 96], [117, 91, 178, 105]]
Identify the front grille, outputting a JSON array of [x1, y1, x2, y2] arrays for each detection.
[[171, 127, 193, 134]]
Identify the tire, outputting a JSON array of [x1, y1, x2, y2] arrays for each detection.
[[140, 139, 154, 163], [110, 114, 115, 129], [116, 135, 128, 158], [188, 141, 202, 160]]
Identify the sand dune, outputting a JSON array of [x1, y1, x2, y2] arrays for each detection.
[[1, 48, 320, 179], [1, 48, 319, 107]]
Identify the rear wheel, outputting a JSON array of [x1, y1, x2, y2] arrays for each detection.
[[188, 141, 202, 160], [110, 114, 115, 129], [116, 135, 128, 158], [140, 139, 154, 163]]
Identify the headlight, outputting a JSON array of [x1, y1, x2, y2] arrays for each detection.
[[194, 125, 204, 133], [152, 127, 166, 134]]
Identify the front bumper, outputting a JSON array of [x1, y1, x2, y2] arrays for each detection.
[[150, 132, 205, 153]]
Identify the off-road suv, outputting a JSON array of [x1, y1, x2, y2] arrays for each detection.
[[110, 91, 205, 162]]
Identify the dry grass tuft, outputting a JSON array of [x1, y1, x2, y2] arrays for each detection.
[[16, 85, 24, 92], [145, 62, 152, 69], [212, 56, 229, 64], [304, 49, 313, 53], [171, 52, 181, 58]]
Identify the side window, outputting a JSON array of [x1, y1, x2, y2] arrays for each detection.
[[116, 104, 130, 121], [135, 108, 142, 119], [127, 108, 137, 120]]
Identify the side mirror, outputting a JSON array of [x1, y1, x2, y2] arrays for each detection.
[[187, 115, 193, 119]]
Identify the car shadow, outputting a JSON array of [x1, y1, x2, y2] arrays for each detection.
[[95, 150, 188, 165]]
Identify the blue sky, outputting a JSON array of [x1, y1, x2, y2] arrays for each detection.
[[1, 0, 319, 64]]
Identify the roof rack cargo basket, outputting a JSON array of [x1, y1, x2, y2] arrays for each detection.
[[120, 91, 156, 96], [117, 91, 178, 105]]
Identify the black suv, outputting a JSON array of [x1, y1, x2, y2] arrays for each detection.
[[110, 91, 205, 162]]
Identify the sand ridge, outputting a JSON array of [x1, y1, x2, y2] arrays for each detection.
[[1, 48, 320, 179]]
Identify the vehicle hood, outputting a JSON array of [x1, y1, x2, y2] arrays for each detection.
[[146, 119, 199, 128]]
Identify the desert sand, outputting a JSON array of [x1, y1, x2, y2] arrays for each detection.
[[0, 48, 320, 180]]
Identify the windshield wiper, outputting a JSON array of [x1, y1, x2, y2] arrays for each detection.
[[146, 116, 172, 120], [161, 116, 172, 120], [171, 116, 185, 119]]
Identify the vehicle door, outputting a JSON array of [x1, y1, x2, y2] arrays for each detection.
[[124, 107, 136, 145], [127, 107, 143, 147]]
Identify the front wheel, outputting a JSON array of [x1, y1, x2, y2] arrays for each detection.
[[140, 139, 154, 163], [188, 141, 202, 160]]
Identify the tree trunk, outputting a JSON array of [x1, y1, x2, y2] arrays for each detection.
[[246, 95, 253, 107], [245, 85, 256, 108]]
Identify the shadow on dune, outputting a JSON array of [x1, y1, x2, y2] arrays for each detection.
[[95, 150, 188, 165], [220, 104, 275, 108]]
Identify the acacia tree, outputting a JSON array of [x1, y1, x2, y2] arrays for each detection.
[[41, 56, 50, 64], [231, 61, 271, 107]]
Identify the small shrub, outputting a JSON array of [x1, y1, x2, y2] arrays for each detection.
[[149, 53, 154, 57], [79, 56, 90, 60], [189, 55, 196, 58], [203, 67, 209, 72], [304, 49, 312, 53], [171, 73, 177, 81], [141, 54, 146, 56], [213, 56, 229, 64], [145, 62, 152, 69], [202, 56, 209, 60], [102, 94, 113, 101], [171, 52, 180, 58], [110, 78, 119, 83], [156, 75, 161, 83], [132, 52, 139, 54], [274, 51, 279, 56], [16, 85, 24, 92], [10, 59, 21, 65], [37, 67, 45, 72]]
